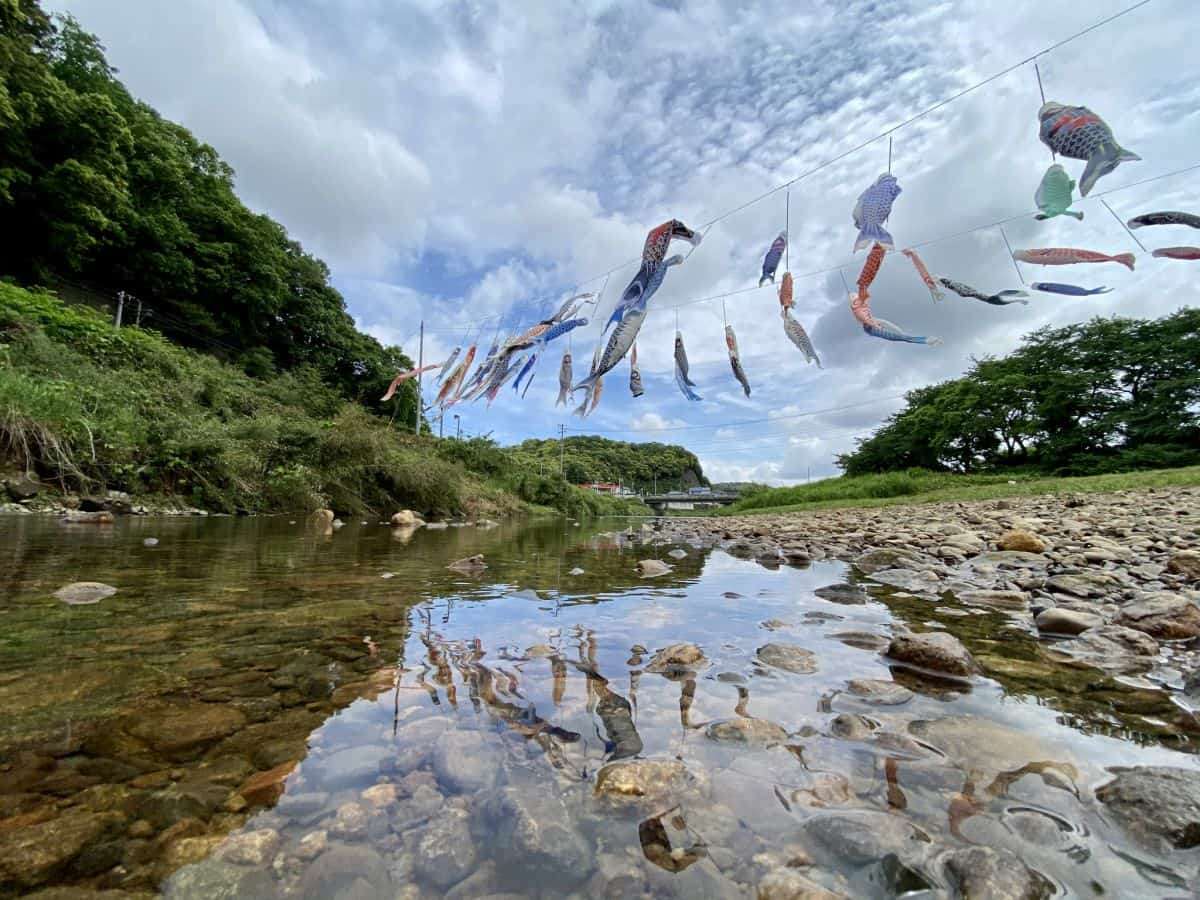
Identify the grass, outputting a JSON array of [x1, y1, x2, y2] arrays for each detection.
[[0, 283, 645, 517], [718, 466, 1200, 516]]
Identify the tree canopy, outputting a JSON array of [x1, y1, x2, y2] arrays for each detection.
[[511, 436, 707, 492], [0, 2, 414, 417], [838, 309, 1200, 477]]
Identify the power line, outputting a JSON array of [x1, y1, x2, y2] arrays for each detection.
[[565, 393, 909, 434]]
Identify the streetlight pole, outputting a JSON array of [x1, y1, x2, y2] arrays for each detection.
[[454, 414, 461, 440]]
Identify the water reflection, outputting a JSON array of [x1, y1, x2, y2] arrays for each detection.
[[0, 515, 1197, 896]]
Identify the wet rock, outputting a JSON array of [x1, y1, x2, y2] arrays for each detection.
[[637, 559, 672, 577], [814, 584, 868, 605], [846, 678, 913, 706], [645, 642, 706, 673], [126, 701, 246, 761], [414, 808, 476, 889], [141, 779, 230, 828], [60, 510, 114, 524], [163, 859, 276, 899], [957, 589, 1029, 611], [668, 548, 688, 559], [53, 582, 117, 606], [1044, 572, 1116, 599], [360, 783, 399, 809], [3, 475, 39, 501], [1035, 608, 1104, 636], [757, 867, 847, 899], [298, 843, 392, 900], [143, 537, 159, 547], [447, 554, 486, 573], [1096, 766, 1200, 853], [433, 730, 498, 793], [854, 548, 930, 575], [829, 631, 890, 652], [803, 811, 928, 866], [329, 801, 369, 840], [296, 828, 327, 860], [789, 772, 855, 810], [941, 845, 1050, 900], [237, 760, 297, 807], [886, 631, 978, 677], [997, 530, 1046, 553], [568, 567, 585, 576], [830, 713, 876, 740], [1167, 551, 1200, 582], [909, 716, 1074, 784], [705, 716, 789, 746], [756, 642, 818, 674], [1116, 593, 1200, 639], [306, 744, 387, 790], [0, 809, 121, 889], [485, 786, 589, 884], [1062, 625, 1160, 673], [218, 828, 280, 866], [594, 759, 707, 805], [391, 509, 422, 527]]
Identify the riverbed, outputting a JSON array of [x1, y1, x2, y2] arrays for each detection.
[[1, 511, 1198, 898]]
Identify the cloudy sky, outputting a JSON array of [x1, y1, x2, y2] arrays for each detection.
[[54, 0, 1199, 484]]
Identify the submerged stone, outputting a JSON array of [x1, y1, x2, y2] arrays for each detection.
[[886, 631, 977, 677], [53, 582, 117, 606], [1096, 766, 1200, 853], [704, 716, 788, 746], [756, 642, 818, 674]]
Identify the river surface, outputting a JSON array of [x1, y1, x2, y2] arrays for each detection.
[[1, 514, 1197, 898]]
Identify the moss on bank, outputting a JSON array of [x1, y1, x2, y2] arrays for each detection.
[[0, 283, 648, 518]]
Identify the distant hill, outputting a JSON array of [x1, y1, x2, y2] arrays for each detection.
[[511, 436, 706, 493]]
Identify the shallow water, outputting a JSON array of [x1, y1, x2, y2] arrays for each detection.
[[1, 514, 1198, 898]]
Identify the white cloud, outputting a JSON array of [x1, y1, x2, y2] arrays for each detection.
[[53, 0, 1200, 480]]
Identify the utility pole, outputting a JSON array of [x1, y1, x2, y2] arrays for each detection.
[[558, 424, 565, 477], [454, 414, 461, 440], [414, 320, 424, 435], [135, 298, 143, 327], [114, 291, 125, 328], [438, 412, 444, 438]]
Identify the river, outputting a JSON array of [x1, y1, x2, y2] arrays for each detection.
[[0, 513, 1196, 897]]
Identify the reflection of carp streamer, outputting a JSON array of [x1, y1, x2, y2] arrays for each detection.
[[573, 659, 644, 759]]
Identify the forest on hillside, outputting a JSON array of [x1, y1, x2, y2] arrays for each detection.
[[511, 436, 706, 492], [838, 310, 1200, 477], [0, 2, 415, 418]]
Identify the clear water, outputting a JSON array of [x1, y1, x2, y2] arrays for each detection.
[[0, 514, 1197, 898]]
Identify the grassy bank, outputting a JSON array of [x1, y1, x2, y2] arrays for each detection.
[[720, 466, 1200, 516], [0, 283, 646, 518]]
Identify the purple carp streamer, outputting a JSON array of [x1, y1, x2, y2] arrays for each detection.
[[852, 173, 901, 253], [759, 232, 787, 286]]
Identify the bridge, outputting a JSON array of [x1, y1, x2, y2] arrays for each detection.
[[640, 492, 740, 513]]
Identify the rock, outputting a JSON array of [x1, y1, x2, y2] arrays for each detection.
[[52, 582, 118, 606], [425, 521, 447, 530], [485, 786, 589, 883], [391, 509, 422, 526], [1044, 572, 1116, 599], [447, 554, 486, 573], [237, 760, 298, 807], [295, 829, 327, 860], [1063, 625, 1160, 673], [1167, 551, 1200, 582], [1096, 766, 1200, 852], [845, 678, 913, 706], [637, 559, 672, 577], [830, 713, 876, 740], [143, 537, 159, 547], [997, 530, 1046, 553], [568, 567, 585, 576], [941, 845, 1050, 900], [705, 716, 789, 746], [312, 508, 334, 524], [306, 745, 387, 791], [668, 548, 688, 559], [78, 496, 110, 512], [757, 867, 846, 899], [957, 589, 1029, 611], [854, 548, 927, 575], [1035, 607, 1104, 635], [163, 859, 276, 899], [1116, 593, 1200, 639], [814, 583, 868, 605], [756, 642, 818, 674], [414, 809, 476, 889], [329, 801, 369, 840], [126, 701, 246, 761], [360, 783, 399, 809], [803, 811, 927, 866], [3, 475, 39, 501], [299, 843, 392, 900], [218, 828, 280, 866], [433, 730, 498, 793], [140, 779, 231, 828], [594, 759, 707, 805], [0, 809, 121, 888], [60, 510, 114, 524], [886, 631, 978, 677], [645, 642, 706, 673]]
